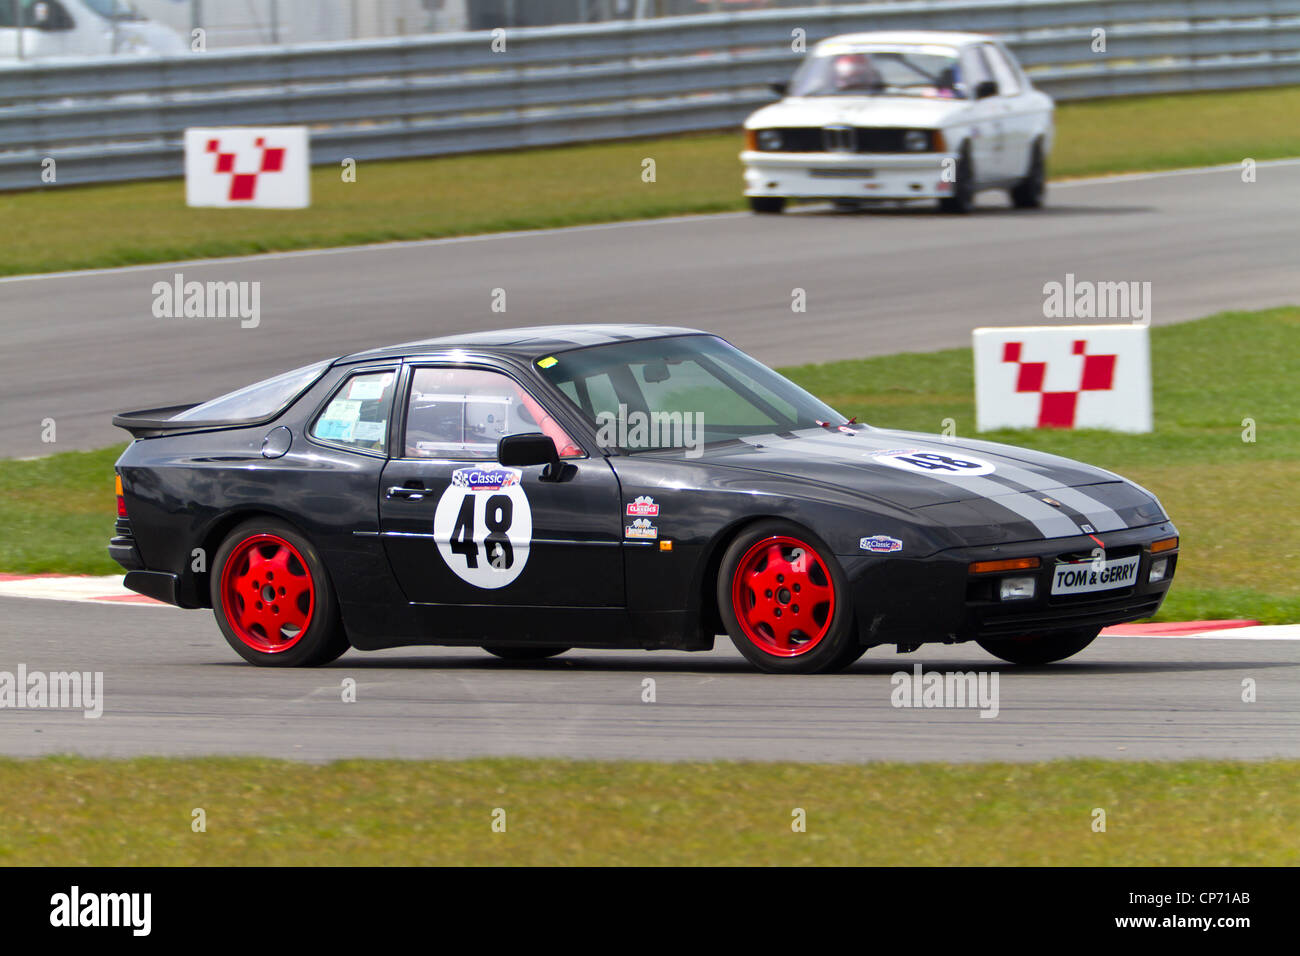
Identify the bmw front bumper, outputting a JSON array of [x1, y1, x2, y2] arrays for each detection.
[[741, 149, 957, 201]]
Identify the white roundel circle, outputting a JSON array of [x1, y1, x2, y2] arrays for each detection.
[[872, 448, 996, 477], [434, 467, 532, 589]]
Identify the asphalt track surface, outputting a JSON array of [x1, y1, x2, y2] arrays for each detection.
[[2, 596, 1296, 762], [2, 161, 1299, 458], [2, 163, 1297, 763]]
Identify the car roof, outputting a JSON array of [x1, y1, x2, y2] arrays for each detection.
[[816, 31, 995, 49], [338, 324, 709, 364]]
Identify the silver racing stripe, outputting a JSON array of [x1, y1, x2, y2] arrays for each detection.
[[741, 431, 1082, 538], [768, 429, 1128, 534]]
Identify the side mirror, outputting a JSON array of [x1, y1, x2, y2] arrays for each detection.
[[769, 80, 789, 97], [498, 433, 560, 480], [974, 79, 999, 100]]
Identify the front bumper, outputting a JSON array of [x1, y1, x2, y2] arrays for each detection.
[[842, 521, 1179, 644], [741, 149, 955, 200]]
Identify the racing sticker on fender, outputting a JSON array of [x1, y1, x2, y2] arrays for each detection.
[[625, 518, 658, 540], [860, 535, 903, 553], [1050, 554, 1140, 596], [626, 495, 659, 517], [872, 448, 996, 476], [434, 466, 531, 589]]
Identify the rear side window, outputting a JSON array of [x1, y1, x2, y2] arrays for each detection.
[[982, 43, 1022, 96], [172, 360, 331, 423], [310, 370, 397, 454], [961, 45, 995, 95]]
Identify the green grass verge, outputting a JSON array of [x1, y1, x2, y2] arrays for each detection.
[[2, 307, 1296, 623], [1, 757, 1296, 865], [3, 86, 1300, 276]]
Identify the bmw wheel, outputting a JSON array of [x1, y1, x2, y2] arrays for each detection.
[[938, 147, 975, 214], [1010, 140, 1046, 209], [211, 518, 350, 667], [749, 197, 786, 214], [718, 520, 864, 674], [976, 627, 1100, 665]]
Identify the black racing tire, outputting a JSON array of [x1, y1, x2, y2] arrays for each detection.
[[976, 627, 1100, 665], [749, 196, 787, 214], [1010, 140, 1046, 209], [482, 645, 570, 661], [210, 517, 350, 667], [717, 519, 861, 674], [938, 147, 975, 214]]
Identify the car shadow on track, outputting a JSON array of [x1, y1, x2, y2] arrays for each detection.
[[791, 202, 1154, 218], [204, 653, 1293, 677]]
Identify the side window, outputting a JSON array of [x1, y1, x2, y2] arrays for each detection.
[[961, 45, 994, 97], [983, 44, 1021, 96], [404, 367, 582, 460], [310, 370, 397, 454]]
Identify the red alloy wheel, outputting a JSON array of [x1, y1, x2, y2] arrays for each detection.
[[730, 535, 836, 657], [219, 533, 316, 654]]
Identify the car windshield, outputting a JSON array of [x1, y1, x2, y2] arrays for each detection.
[[82, 0, 140, 21], [535, 334, 849, 453], [171, 360, 331, 422], [790, 45, 965, 99]]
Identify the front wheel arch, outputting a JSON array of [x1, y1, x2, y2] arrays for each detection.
[[715, 518, 864, 673], [695, 515, 792, 640]]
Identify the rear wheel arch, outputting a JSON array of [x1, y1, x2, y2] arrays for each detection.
[[192, 509, 317, 607], [209, 515, 350, 666]]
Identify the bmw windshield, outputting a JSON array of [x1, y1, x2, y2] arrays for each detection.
[[790, 45, 965, 99], [535, 334, 850, 453]]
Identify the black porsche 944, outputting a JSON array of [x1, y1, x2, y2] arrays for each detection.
[[110, 325, 1178, 673]]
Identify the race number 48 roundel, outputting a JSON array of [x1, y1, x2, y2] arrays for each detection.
[[434, 467, 532, 589], [872, 448, 996, 476]]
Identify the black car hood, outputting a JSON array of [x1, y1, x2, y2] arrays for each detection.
[[697, 426, 1161, 538]]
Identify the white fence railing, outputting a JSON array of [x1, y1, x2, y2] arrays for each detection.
[[2, 0, 1298, 190]]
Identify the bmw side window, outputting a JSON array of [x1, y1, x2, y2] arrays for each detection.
[[310, 370, 397, 454], [962, 46, 994, 97], [983, 44, 1021, 96], [403, 367, 582, 460]]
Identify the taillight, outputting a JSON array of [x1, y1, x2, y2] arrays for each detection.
[[115, 474, 128, 518]]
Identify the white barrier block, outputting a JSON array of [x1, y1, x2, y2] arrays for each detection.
[[184, 127, 310, 209], [973, 325, 1152, 433]]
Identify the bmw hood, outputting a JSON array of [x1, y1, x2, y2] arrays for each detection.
[[701, 426, 1166, 538], [745, 96, 970, 130]]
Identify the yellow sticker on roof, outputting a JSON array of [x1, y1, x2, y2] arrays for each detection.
[[537, 356, 558, 369]]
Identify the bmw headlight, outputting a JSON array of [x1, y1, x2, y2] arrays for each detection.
[[903, 130, 931, 152], [757, 129, 784, 151]]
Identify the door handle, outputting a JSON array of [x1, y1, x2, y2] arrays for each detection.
[[386, 485, 426, 501]]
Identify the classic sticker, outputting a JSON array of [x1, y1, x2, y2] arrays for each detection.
[[860, 535, 903, 553], [626, 495, 660, 517], [625, 518, 658, 540], [872, 448, 996, 477], [434, 466, 531, 589]]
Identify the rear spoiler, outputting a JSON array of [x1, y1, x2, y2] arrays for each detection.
[[111, 404, 213, 439]]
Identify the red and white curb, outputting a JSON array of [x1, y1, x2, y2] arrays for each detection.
[[0, 573, 167, 606], [1101, 620, 1300, 640], [0, 574, 1295, 638]]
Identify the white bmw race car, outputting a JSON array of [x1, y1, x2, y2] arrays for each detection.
[[741, 31, 1055, 214]]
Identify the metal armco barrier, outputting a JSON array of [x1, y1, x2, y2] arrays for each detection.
[[2, 0, 1298, 190]]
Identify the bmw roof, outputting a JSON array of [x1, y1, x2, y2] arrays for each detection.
[[815, 31, 997, 49], [338, 324, 709, 364]]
